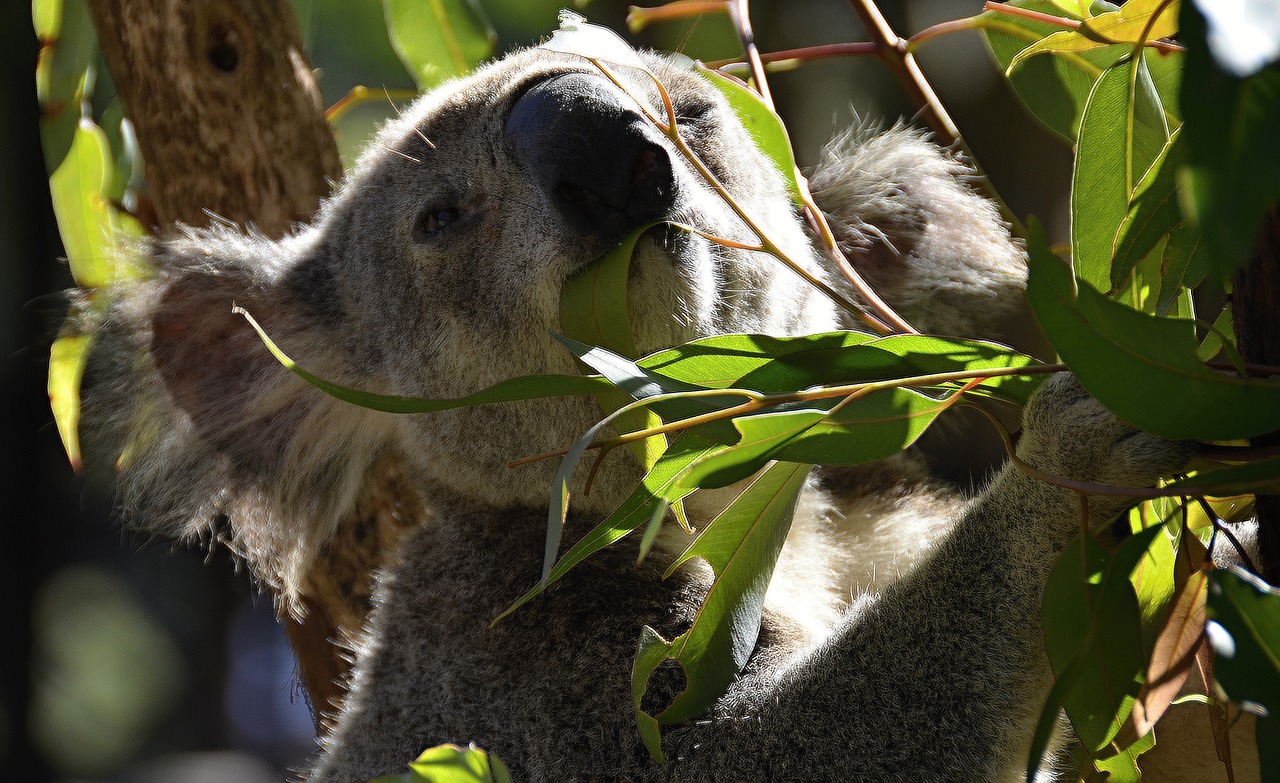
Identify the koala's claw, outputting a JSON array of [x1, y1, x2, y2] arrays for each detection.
[[1018, 373, 1192, 490]]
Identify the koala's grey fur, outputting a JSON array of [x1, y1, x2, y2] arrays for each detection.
[[78, 47, 1196, 782]]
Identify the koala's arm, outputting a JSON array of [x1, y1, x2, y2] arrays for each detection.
[[676, 376, 1190, 782], [79, 229, 397, 598]]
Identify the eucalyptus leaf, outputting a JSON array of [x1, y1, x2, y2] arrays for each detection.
[[495, 432, 724, 622], [1166, 457, 1280, 496], [981, 0, 1124, 142], [1205, 567, 1280, 715], [240, 309, 610, 413], [641, 462, 810, 727], [1072, 57, 1168, 290], [1008, 0, 1179, 72], [1111, 127, 1185, 292], [48, 331, 91, 470], [540, 10, 654, 75], [694, 65, 804, 205], [637, 331, 877, 389], [35, 0, 97, 171], [1042, 532, 1150, 750], [1026, 221, 1280, 440], [370, 743, 512, 783], [382, 0, 495, 90]]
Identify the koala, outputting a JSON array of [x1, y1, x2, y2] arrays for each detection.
[[78, 45, 1201, 782]]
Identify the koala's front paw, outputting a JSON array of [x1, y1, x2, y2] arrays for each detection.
[[1017, 374, 1192, 490]]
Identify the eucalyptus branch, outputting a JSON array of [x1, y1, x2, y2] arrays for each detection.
[[590, 58, 912, 332], [1195, 497, 1262, 575], [981, 1, 1184, 54], [514, 362, 1069, 466]]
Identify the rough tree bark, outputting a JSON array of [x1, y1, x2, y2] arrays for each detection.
[[85, 0, 416, 732]]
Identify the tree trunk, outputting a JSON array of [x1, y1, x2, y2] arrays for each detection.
[[86, 0, 414, 733], [1233, 206, 1280, 582]]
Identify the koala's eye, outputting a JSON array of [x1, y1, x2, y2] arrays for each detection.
[[414, 206, 462, 240]]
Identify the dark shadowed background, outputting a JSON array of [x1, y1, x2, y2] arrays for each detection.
[[0, 1, 1069, 780]]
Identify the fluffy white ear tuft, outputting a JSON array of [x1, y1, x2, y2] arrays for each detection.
[[79, 227, 397, 608], [809, 126, 1030, 344]]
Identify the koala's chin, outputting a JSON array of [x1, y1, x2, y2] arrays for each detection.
[[75, 43, 1243, 783]]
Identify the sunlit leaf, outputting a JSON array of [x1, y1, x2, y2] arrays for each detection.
[[981, 0, 1124, 142], [1026, 221, 1280, 440], [1072, 57, 1168, 290], [240, 308, 610, 413], [1093, 730, 1154, 782], [49, 119, 125, 288], [371, 743, 512, 783], [678, 409, 825, 488], [561, 226, 666, 470], [382, 0, 495, 90], [1178, 1, 1280, 279], [495, 432, 723, 622], [637, 331, 877, 389], [636, 461, 809, 734], [1166, 457, 1280, 496], [35, 0, 97, 171], [1205, 567, 1280, 714], [694, 65, 803, 204], [48, 332, 91, 470], [1119, 566, 1207, 743], [1008, 0, 1179, 71]]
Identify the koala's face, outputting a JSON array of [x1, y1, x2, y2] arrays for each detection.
[[278, 50, 837, 510]]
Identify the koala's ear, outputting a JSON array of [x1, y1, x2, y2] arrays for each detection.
[[81, 229, 396, 601], [810, 126, 1043, 353]]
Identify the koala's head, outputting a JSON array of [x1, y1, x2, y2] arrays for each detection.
[[108, 47, 839, 543]]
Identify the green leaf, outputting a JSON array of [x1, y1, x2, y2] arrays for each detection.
[[561, 226, 668, 469], [1042, 532, 1149, 750], [1178, 1, 1280, 280], [1008, 0, 1179, 71], [35, 0, 97, 171], [1072, 57, 1169, 290], [382, 0, 495, 90], [560, 226, 646, 359], [495, 432, 723, 622], [239, 308, 610, 413], [678, 409, 826, 488], [371, 743, 512, 783], [48, 331, 91, 470], [1166, 457, 1280, 495], [637, 331, 877, 389], [637, 462, 809, 731], [33, 0, 63, 39], [632, 626, 674, 762], [981, 0, 1125, 142], [1092, 730, 1155, 782], [694, 65, 804, 205], [683, 385, 958, 489], [1026, 220, 1280, 440], [49, 118, 122, 288], [1111, 127, 1186, 292], [1205, 567, 1280, 715]]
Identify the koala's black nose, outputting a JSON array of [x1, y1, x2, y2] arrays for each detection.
[[505, 73, 676, 241]]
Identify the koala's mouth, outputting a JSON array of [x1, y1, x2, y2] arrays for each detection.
[[505, 71, 678, 248]]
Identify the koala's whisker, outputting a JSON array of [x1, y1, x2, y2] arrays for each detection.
[[384, 87, 437, 150], [381, 145, 422, 165]]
